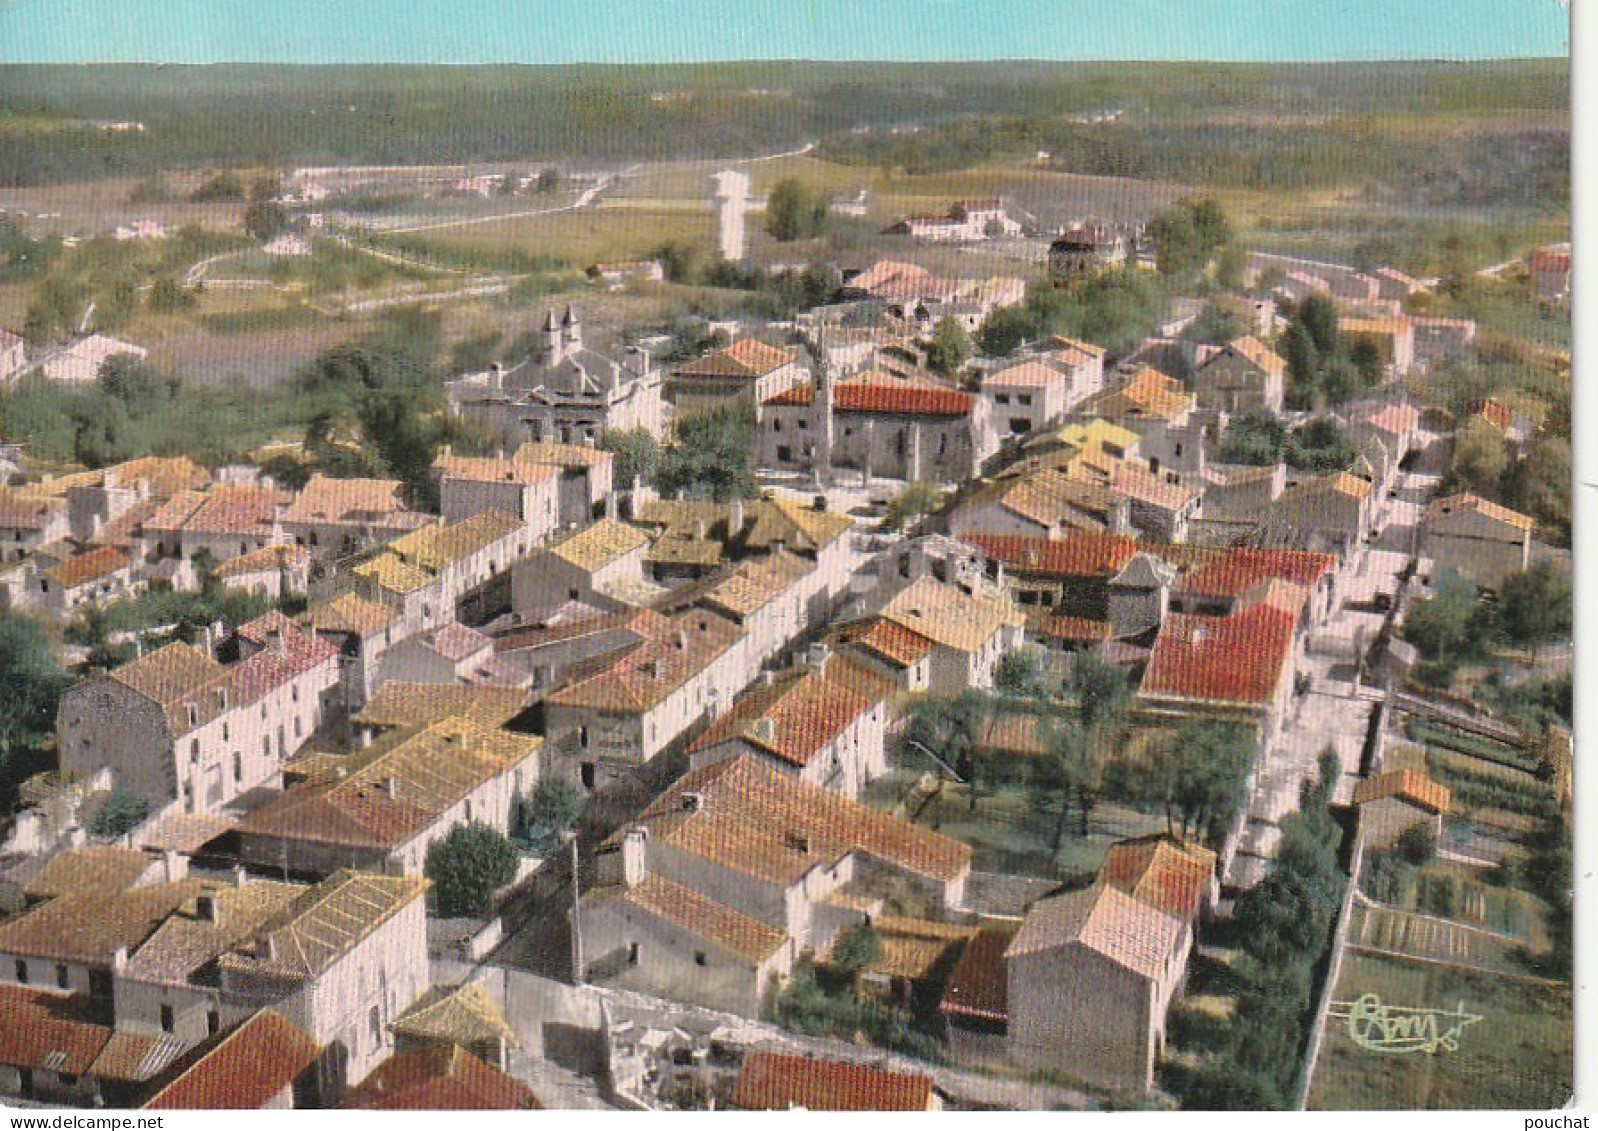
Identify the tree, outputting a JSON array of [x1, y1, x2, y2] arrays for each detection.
[[1450, 416, 1511, 495], [925, 315, 972, 378], [764, 178, 827, 242], [1041, 654, 1130, 842], [425, 821, 519, 917], [520, 778, 585, 852], [1153, 721, 1256, 845], [1496, 562, 1572, 664], [1284, 417, 1356, 473], [976, 305, 1035, 357], [536, 167, 562, 194], [1402, 571, 1485, 665], [24, 275, 89, 342], [0, 614, 70, 813], [1502, 436, 1571, 545], [994, 648, 1046, 700], [87, 786, 150, 838], [1148, 198, 1230, 281], [903, 691, 991, 812], [1218, 409, 1286, 466], [148, 274, 193, 315], [1396, 822, 1437, 866], [1297, 295, 1340, 356], [189, 170, 245, 202], [651, 239, 700, 284], [69, 392, 134, 468], [99, 354, 174, 405], [244, 196, 288, 243], [655, 403, 759, 502], [598, 427, 661, 491], [1280, 320, 1321, 410], [827, 923, 882, 979], [1184, 301, 1247, 345]]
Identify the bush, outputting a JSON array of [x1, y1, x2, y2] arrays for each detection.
[[1396, 822, 1438, 866], [88, 787, 150, 838], [520, 779, 586, 853], [425, 821, 519, 918]]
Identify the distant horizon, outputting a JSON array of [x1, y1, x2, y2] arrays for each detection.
[[0, 56, 1572, 69], [0, 0, 1570, 66]]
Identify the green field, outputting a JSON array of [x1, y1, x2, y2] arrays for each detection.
[[1308, 951, 1570, 1110]]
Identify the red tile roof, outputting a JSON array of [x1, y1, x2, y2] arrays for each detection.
[[0, 986, 116, 1077], [1037, 614, 1113, 643], [963, 531, 1140, 578], [1139, 605, 1298, 708], [1423, 492, 1536, 532], [342, 1046, 541, 1110], [145, 1011, 319, 1110], [842, 617, 935, 668], [43, 545, 129, 589], [544, 609, 744, 714], [833, 372, 972, 416], [605, 873, 787, 963], [1098, 835, 1216, 923], [732, 1051, 934, 1111], [0, 488, 64, 531], [1528, 251, 1569, 273], [687, 668, 876, 769], [939, 923, 1018, 1025]]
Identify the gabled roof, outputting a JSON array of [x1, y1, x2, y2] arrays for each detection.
[[1423, 492, 1536, 532], [619, 754, 970, 888], [304, 591, 400, 639], [213, 542, 311, 580], [839, 616, 935, 668], [217, 870, 427, 985], [543, 609, 744, 714], [1214, 335, 1286, 378], [145, 484, 285, 537], [23, 846, 150, 901], [144, 1011, 319, 1110], [1138, 605, 1298, 708], [832, 370, 971, 416], [109, 641, 230, 736], [732, 1051, 934, 1112], [0, 986, 183, 1083], [282, 474, 409, 525], [1098, 835, 1217, 923], [1353, 769, 1451, 814], [0, 487, 65, 531], [355, 682, 531, 729], [880, 575, 1020, 654], [1081, 366, 1193, 423], [1006, 884, 1184, 982], [390, 983, 519, 1049], [341, 1046, 541, 1110], [236, 719, 539, 852], [990, 467, 1119, 531], [0, 878, 207, 966], [986, 361, 1068, 390], [687, 667, 877, 769], [42, 545, 129, 589], [102, 456, 212, 499], [676, 338, 798, 379], [698, 550, 812, 619], [386, 510, 524, 573], [596, 873, 787, 963], [548, 518, 649, 571], [939, 922, 1019, 1024], [512, 440, 615, 470], [432, 453, 560, 488], [1280, 470, 1373, 504], [121, 880, 303, 986]]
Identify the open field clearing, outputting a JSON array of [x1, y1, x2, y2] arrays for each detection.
[[394, 203, 718, 268], [1307, 950, 1570, 1110]]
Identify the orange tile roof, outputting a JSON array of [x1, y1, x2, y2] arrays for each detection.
[[0, 986, 121, 1078], [843, 618, 935, 667], [23, 846, 150, 901], [1098, 835, 1216, 923], [939, 923, 1019, 1024], [1036, 614, 1113, 643], [512, 440, 615, 470], [145, 1011, 320, 1110], [1354, 402, 1420, 435], [432, 453, 560, 488], [304, 591, 400, 638], [0, 879, 206, 966], [1139, 605, 1298, 708], [986, 361, 1066, 390], [282, 474, 408, 524], [1222, 335, 1286, 377], [603, 873, 787, 963], [1353, 769, 1451, 814], [213, 542, 310, 580], [43, 545, 129, 589], [0, 488, 65, 531], [1085, 366, 1193, 422], [880, 574, 1020, 654], [676, 338, 798, 379], [110, 641, 231, 735], [1424, 492, 1536, 532], [355, 682, 531, 729], [103, 456, 212, 500], [732, 1051, 934, 1111], [147, 484, 285, 537], [688, 667, 876, 769], [996, 468, 1118, 530], [1007, 884, 1184, 982], [342, 1046, 541, 1110], [698, 550, 812, 619], [544, 609, 744, 714], [621, 754, 971, 887]]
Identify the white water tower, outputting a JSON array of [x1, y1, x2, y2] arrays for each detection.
[[712, 169, 752, 262]]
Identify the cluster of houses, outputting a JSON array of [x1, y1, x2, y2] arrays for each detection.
[[0, 209, 1558, 1108]]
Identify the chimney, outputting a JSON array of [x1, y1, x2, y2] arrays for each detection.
[[257, 933, 276, 961], [622, 827, 647, 888], [162, 848, 187, 883], [728, 497, 745, 538], [112, 946, 128, 972], [488, 362, 503, 392], [196, 893, 219, 922], [383, 776, 398, 799], [759, 670, 777, 687], [66, 825, 86, 849], [359, 728, 374, 749], [694, 518, 708, 540], [753, 717, 777, 744], [232, 864, 249, 888]]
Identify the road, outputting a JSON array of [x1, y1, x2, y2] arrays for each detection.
[[364, 175, 612, 236]]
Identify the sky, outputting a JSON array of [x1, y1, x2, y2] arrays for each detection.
[[0, 0, 1571, 64]]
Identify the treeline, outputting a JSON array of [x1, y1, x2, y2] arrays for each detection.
[[0, 59, 1564, 187], [1178, 750, 1347, 1110]]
